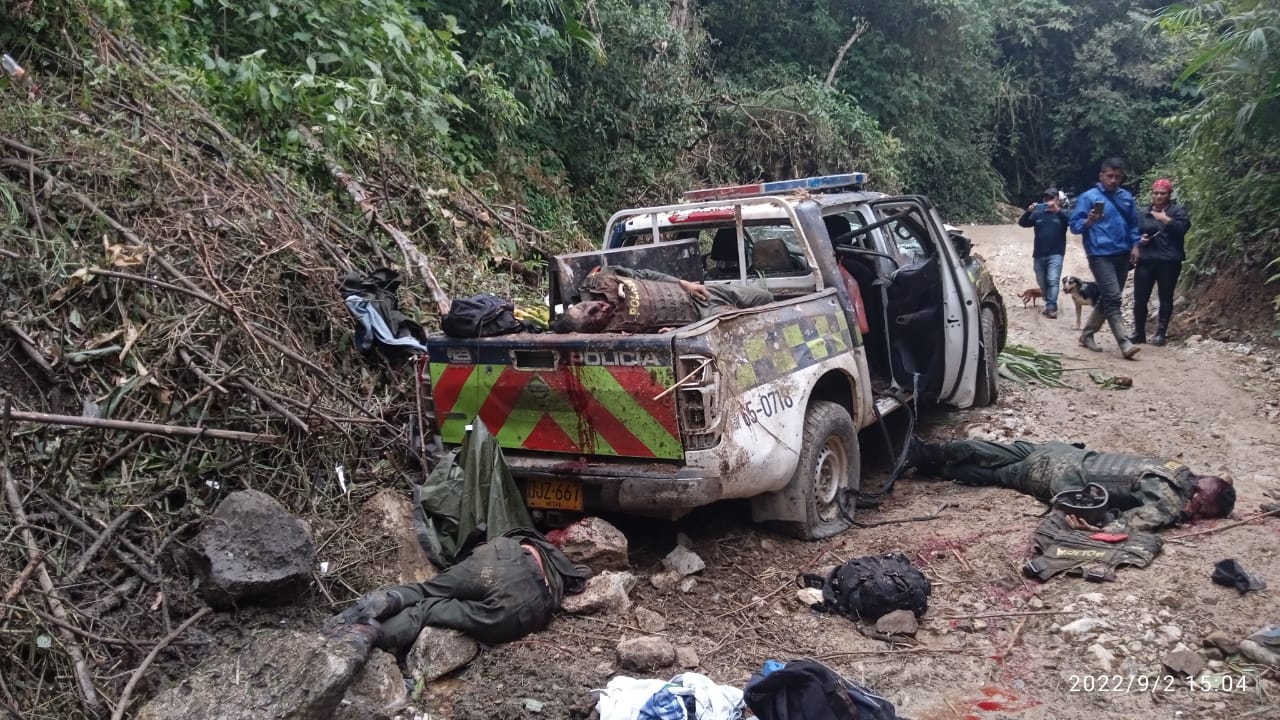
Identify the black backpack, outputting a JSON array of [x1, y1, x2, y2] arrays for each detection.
[[806, 553, 930, 622], [744, 659, 902, 720], [441, 294, 523, 338]]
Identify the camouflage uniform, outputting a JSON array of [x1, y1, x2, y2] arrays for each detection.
[[579, 267, 773, 332], [933, 440, 1195, 531], [375, 531, 587, 652]]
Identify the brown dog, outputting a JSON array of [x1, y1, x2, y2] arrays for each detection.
[[1020, 287, 1043, 308]]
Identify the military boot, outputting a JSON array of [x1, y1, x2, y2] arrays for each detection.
[[904, 436, 944, 473], [1107, 315, 1140, 359], [1078, 308, 1105, 352]]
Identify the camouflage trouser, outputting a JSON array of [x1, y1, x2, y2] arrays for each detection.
[[377, 536, 555, 652], [702, 284, 774, 317], [936, 440, 1089, 502]]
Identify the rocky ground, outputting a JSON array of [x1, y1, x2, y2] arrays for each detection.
[[398, 223, 1280, 720], [133, 222, 1279, 720]]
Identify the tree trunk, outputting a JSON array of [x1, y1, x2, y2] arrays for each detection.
[[670, 0, 690, 31], [825, 19, 870, 88]]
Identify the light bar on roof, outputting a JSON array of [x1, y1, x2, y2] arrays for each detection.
[[682, 173, 868, 202]]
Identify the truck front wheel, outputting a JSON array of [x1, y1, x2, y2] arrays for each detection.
[[777, 400, 860, 540], [973, 305, 1000, 406]]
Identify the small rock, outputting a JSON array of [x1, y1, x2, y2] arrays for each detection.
[[972, 619, 988, 631], [634, 607, 667, 634], [405, 626, 480, 684], [1203, 630, 1238, 656], [760, 538, 776, 551], [663, 545, 705, 577], [675, 533, 693, 549], [875, 609, 919, 636], [1028, 596, 1045, 609], [1123, 594, 1138, 604], [1163, 649, 1206, 678], [650, 570, 681, 592], [1080, 592, 1106, 604], [1204, 647, 1224, 660], [1089, 643, 1116, 671], [1127, 641, 1145, 654], [1207, 659, 1225, 669], [1159, 625, 1183, 643], [678, 577, 698, 593], [523, 699, 544, 713], [1060, 618, 1110, 641], [562, 571, 636, 615], [675, 645, 699, 668], [617, 636, 676, 671], [796, 588, 824, 606]]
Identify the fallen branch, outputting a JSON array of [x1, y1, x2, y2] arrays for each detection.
[[67, 509, 135, 582], [110, 607, 212, 720], [1, 463, 101, 711], [2, 408, 282, 444], [86, 267, 232, 311], [1, 322, 55, 382], [925, 609, 1067, 621], [297, 125, 450, 315], [854, 502, 953, 528], [1167, 508, 1280, 541], [991, 616, 1029, 662], [1, 550, 45, 607]]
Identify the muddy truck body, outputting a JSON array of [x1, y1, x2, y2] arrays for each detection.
[[425, 175, 1006, 538]]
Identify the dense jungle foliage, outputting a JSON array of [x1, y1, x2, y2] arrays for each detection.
[[2, 1, 1277, 320]]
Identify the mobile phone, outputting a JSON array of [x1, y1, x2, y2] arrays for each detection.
[[1035, 203, 1047, 212], [1092, 201, 1105, 215]]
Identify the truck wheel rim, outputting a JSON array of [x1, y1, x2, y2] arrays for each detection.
[[814, 437, 847, 522]]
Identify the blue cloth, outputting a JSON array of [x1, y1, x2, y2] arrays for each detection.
[[761, 660, 785, 677], [638, 687, 689, 720], [1033, 254, 1062, 310], [1069, 183, 1141, 257], [1017, 207, 1069, 257]]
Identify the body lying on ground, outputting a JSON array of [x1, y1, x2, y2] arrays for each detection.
[[906, 438, 1235, 532], [324, 528, 589, 654]]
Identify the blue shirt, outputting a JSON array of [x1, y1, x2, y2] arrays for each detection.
[[1069, 183, 1141, 257]]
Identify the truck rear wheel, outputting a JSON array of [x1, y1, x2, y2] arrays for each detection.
[[777, 400, 860, 540], [973, 305, 1000, 406]]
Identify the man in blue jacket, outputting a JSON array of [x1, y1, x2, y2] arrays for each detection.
[[1017, 187, 1069, 319], [1069, 158, 1142, 359]]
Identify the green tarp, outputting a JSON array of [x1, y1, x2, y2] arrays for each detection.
[[412, 419, 534, 569]]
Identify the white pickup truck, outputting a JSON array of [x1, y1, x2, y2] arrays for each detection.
[[425, 174, 1006, 538]]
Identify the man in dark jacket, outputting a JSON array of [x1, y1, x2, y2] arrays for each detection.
[[324, 528, 590, 653], [1018, 187, 1069, 319], [553, 266, 773, 333], [907, 437, 1235, 532], [1131, 178, 1191, 346]]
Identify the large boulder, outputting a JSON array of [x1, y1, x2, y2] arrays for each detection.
[[136, 627, 374, 720], [191, 490, 315, 608], [336, 649, 409, 720], [362, 489, 437, 586], [551, 517, 629, 571]]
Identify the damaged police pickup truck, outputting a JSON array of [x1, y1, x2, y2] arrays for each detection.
[[425, 174, 1006, 539]]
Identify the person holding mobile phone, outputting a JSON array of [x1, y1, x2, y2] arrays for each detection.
[[1017, 187, 1068, 318], [1068, 157, 1143, 359], [1130, 178, 1191, 346]]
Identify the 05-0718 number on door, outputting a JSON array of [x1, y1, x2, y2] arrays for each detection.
[[740, 388, 794, 427]]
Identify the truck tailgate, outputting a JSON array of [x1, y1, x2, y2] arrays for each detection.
[[428, 335, 683, 459]]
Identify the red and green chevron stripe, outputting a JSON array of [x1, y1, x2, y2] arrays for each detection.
[[430, 361, 683, 459]]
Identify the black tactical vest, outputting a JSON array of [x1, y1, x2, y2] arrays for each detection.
[[1082, 452, 1191, 510], [580, 270, 700, 333]]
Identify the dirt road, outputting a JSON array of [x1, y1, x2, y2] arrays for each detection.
[[432, 223, 1280, 720]]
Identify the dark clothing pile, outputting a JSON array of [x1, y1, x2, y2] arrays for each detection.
[[744, 659, 901, 720], [1016, 207, 1069, 258]]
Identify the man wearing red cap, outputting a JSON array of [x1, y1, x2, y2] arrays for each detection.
[[1131, 178, 1191, 346]]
